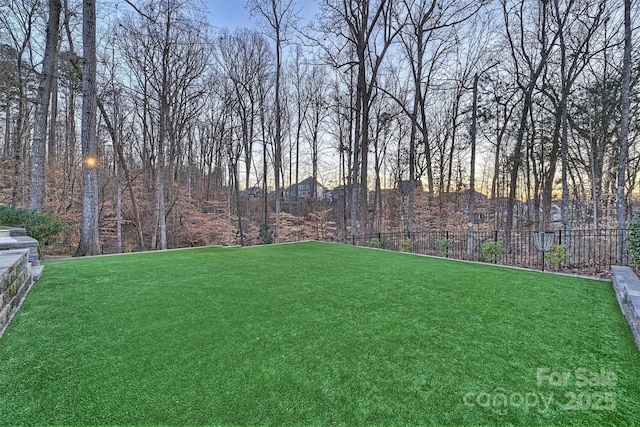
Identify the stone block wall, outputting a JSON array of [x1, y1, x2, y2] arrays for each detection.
[[0, 249, 33, 338], [0, 226, 40, 266], [611, 266, 640, 352]]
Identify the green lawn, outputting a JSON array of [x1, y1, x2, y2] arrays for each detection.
[[1, 241, 639, 426]]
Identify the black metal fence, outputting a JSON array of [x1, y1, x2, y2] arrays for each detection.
[[42, 228, 627, 276], [350, 229, 628, 276]]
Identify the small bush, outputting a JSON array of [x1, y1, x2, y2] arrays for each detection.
[[0, 206, 65, 246], [480, 240, 504, 263], [545, 244, 570, 270], [400, 238, 412, 253], [258, 223, 273, 245], [368, 238, 381, 248], [434, 239, 451, 257]]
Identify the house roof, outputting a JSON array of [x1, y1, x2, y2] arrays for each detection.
[[286, 177, 327, 191]]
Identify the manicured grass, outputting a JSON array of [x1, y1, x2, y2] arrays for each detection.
[[1, 241, 639, 425]]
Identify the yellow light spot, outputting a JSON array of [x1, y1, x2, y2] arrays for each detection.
[[85, 157, 98, 168]]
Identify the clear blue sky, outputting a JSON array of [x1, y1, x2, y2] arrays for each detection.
[[206, 0, 318, 30], [207, 0, 252, 30]]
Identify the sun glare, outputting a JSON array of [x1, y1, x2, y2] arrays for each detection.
[[85, 157, 98, 168]]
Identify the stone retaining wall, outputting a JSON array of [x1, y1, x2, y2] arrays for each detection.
[[0, 226, 40, 266], [0, 249, 33, 339], [611, 266, 640, 351]]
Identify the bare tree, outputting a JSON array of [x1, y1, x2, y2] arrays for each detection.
[[401, 0, 435, 235], [318, 0, 402, 236], [75, 0, 100, 256], [303, 64, 330, 199], [117, 0, 211, 249], [216, 28, 273, 244], [0, 0, 39, 207], [502, 0, 560, 241], [400, 0, 484, 235], [289, 46, 308, 206], [29, 0, 62, 212], [550, 0, 607, 244], [248, 0, 299, 243]]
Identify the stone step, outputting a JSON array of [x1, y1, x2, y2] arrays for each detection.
[[31, 265, 44, 282]]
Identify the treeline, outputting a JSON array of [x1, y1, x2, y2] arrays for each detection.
[[0, 0, 637, 254]]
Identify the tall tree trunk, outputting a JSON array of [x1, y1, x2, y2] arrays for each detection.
[[156, 98, 168, 250], [406, 27, 424, 237], [294, 49, 304, 206], [446, 95, 461, 194], [232, 160, 244, 246], [559, 51, 570, 249], [115, 133, 122, 254], [29, 0, 62, 212], [541, 106, 561, 228], [360, 87, 371, 233], [617, 0, 631, 264], [48, 74, 59, 167], [62, 89, 76, 213], [66, 11, 145, 247], [350, 48, 364, 238], [505, 88, 534, 236], [11, 78, 25, 208], [154, 5, 173, 251], [468, 72, 479, 260], [273, 9, 283, 244], [75, 0, 100, 256], [589, 113, 598, 230], [3, 86, 10, 159]]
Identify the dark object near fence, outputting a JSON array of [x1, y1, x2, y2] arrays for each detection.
[[534, 231, 555, 271]]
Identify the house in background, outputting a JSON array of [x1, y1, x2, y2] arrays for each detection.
[[246, 187, 262, 198], [327, 185, 347, 204], [284, 177, 327, 201], [458, 189, 490, 224], [458, 189, 489, 212]]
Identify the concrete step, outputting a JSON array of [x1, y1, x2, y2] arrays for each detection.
[[31, 265, 44, 281]]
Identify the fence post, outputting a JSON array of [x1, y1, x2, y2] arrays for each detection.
[[351, 234, 355, 246], [467, 223, 474, 261]]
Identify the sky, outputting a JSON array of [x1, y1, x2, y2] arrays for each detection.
[[206, 0, 252, 30], [206, 0, 318, 31]]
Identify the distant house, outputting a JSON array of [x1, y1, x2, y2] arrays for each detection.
[[491, 196, 527, 221], [492, 197, 511, 215], [246, 187, 262, 198], [284, 177, 327, 201], [327, 185, 348, 204], [458, 189, 489, 211]]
